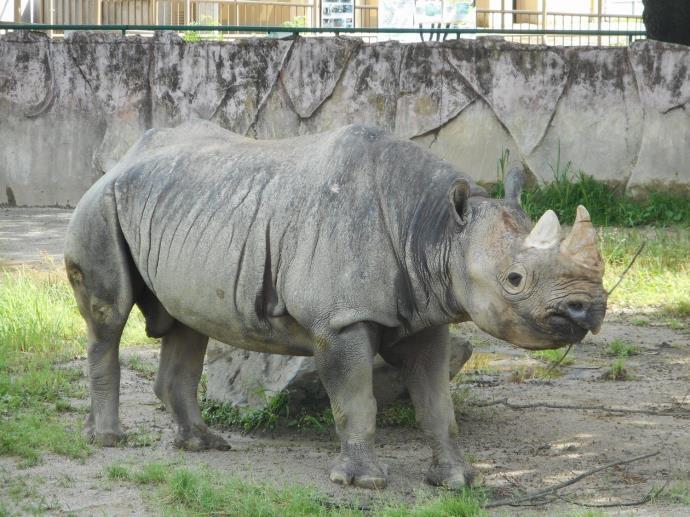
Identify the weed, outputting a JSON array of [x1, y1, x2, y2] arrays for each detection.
[[105, 464, 131, 481], [652, 479, 690, 505], [127, 428, 161, 448], [290, 408, 335, 433], [462, 352, 493, 374], [377, 403, 416, 427], [201, 391, 290, 432], [603, 358, 630, 381], [183, 15, 224, 42], [126, 355, 157, 380], [666, 480, 690, 505], [509, 366, 561, 383], [489, 148, 690, 227], [134, 462, 169, 485], [380, 489, 487, 516], [203, 392, 416, 433], [0, 472, 58, 514], [605, 339, 638, 357], [664, 317, 688, 331], [530, 348, 575, 366], [631, 317, 649, 326]]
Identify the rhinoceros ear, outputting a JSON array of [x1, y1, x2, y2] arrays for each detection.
[[504, 166, 524, 207], [448, 179, 470, 225], [524, 210, 561, 249], [561, 205, 604, 273]]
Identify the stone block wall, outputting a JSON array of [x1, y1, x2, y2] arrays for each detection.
[[1, 31, 688, 206]]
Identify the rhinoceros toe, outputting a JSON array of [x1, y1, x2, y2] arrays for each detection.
[[426, 461, 476, 489], [89, 431, 127, 447], [173, 425, 231, 451], [330, 457, 388, 489]]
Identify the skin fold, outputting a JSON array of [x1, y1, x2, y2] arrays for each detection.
[[65, 121, 607, 489]]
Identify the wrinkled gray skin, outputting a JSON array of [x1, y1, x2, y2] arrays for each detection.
[[65, 121, 607, 490]]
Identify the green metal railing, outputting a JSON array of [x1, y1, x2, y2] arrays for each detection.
[[0, 22, 646, 41]]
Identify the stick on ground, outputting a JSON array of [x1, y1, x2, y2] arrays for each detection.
[[485, 451, 660, 508]]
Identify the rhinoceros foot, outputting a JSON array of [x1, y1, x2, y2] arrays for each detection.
[[87, 430, 126, 447], [84, 413, 126, 447], [330, 456, 388, 489], [425, 461, 476, 489], [173, 424, 231, 451]]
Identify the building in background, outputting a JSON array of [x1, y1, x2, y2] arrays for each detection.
[[6, 0, 643, 45]]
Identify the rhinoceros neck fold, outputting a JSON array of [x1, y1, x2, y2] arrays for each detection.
[[402, 179, 467, 326]]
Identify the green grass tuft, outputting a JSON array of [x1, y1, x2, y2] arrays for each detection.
[[530, 348, 575, 366], [605, 339, 638, 357], [605, 358, 631, 381]]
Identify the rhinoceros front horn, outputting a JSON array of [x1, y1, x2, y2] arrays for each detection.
[[524, 209, 561, 249], [560, 205, 604, 273]]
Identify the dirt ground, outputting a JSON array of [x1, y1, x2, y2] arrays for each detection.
[[1, 209, 688, 516]]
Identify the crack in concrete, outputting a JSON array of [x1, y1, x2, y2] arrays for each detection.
[[293, 38, 364, 123], [623, 46, 646, 192], [245, 38, 298, 138], [23, 37, 55, 119]]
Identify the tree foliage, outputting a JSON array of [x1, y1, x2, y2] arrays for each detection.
[[642, 0, 690, 46]]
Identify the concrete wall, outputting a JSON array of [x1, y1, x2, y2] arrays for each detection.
[[1, 31, 688, 206]]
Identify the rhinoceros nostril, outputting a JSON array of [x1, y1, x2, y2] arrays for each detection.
[[567, 301, 585, 312], [562, 300, 592, 328]]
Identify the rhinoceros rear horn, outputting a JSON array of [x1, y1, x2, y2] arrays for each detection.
[[504, 166, 525, 206], [561, 205, 604, 273], [524, 209, 561, 249]]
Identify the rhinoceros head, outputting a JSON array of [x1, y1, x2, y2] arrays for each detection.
[[450, 167, 607, 349]]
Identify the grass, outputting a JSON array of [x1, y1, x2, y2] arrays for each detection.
[[202, 391, 416, 433], [0, 470, 59, 515], [600, 227, 690, 316], [530, 348, 576, 366], [491, 147, 690, 227], [603, 358, 631, 381], [509, 365, 561, 383], [605, 338, 638, 357], [104, 462, 488, 516], [126, 354, 158, 380], [0, 268, 154, 465]]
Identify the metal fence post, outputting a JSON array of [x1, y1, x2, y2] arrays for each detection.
[[541, 0, 547, 44], [597, 0, 602, 45]]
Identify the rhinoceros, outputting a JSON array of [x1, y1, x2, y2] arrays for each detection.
[[65, 121, 607, 489]]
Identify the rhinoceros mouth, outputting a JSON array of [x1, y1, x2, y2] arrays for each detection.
[[546, 313, 589, 342]]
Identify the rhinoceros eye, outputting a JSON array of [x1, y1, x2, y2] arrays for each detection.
[[507, 272, 523, 287], [502, 264, 527, 294]]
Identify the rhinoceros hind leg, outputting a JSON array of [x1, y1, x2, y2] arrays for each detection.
[[65, 205, 136, 447], [154, 321, 230, 451], [382, 325, 475, 489], [314, 322, 387, 489]]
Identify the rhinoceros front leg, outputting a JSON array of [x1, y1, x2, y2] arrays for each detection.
[[313, 322, 387, 489], [384, 326, 475, 489], [154, 322, 230, 451]]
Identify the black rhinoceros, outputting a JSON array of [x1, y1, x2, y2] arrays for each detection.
[[65, 121, 607, 489]]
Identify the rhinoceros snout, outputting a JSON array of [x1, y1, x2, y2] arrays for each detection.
[[552, 296, 606, 337]]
